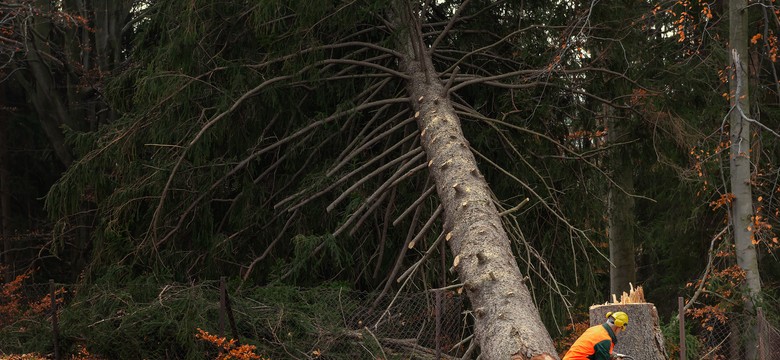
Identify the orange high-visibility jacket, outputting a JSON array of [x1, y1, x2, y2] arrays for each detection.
[[562, 323, 617, 360]]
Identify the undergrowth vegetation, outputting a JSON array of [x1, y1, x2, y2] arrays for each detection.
[[0, 271, 398, 359]]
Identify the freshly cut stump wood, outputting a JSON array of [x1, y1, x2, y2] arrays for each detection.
[[589, 303, 668, 360]]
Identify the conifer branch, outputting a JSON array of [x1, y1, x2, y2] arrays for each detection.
[[326, 79, 408, 170], [327, 148, 424, 214], [266, 132, 333, 209], [349, 190, 391, 237], [241, 211, 299, 284], [332, 107, 407, 174], [430, 0, 471, 52], [443, 25, 546, 74], [152, 98, 410, 248], [281, 130, 419, 213], [453, 102, 652, 201], [149, 72, 299, 240], [372, 188, 397, 279], [373, 178, 428, 308], [321, 58, 411, 79], [389, 162, 427, 188], [404, 210, 439, 259], [329, 115, 416, 177], [433, 53, 497, 77], [500, 210, 575, 319], [332, 151, 426, 236], [397, 230, 445, 283], [394, 185, 436, 227], [216, 149, 292, 232], [253, 150, 290, 185], [250, 41, 404, 69], [149, 59, 398, 235], [449, 72, 640, 108], [470, 147, 606, 262], [684, 226, 729, 312], [331, 54, 396, 76]]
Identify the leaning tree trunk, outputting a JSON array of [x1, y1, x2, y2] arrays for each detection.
[[393, 5, 558, 360], [589, 291, 668, 360]]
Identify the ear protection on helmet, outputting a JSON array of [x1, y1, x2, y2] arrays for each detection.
[[605, 311, 628, 330]]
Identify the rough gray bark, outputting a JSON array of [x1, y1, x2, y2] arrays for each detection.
[[606, 109, 636, 296], [728, 0, 760, 358], [589, 304, 668, 360], [393, 5, 557, 359]]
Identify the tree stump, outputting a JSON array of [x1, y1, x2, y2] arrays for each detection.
[[589, 287, 668, 360]]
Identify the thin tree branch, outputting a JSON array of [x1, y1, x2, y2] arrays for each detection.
[[249, 41, 404, 69], [281, 130, 419, 213], [332, 78, 395, 162], [153, 98, 410, 248], [389, 162, 427, 188], [394, 185, 436, 226], [332, 151, 426, 236], [350, 190, 391, 237], [372, 188, 397, 279], [327, 147, 423, 213], [149, 72, 298, 240], [684, 226, 729, 312], [328, 114, 414, 176], [333, 104, 392, 164], [372, 178, 427, 308], [443, 24, 550, 74], [454, 102, 653, 201], [406, 204, 442, 250], [470, 147, 606, 262], [429, 0, 471, 52], [498, 198, 529, 216], [321, 58, 411, 80], [397, 228, 445, 283], [240, 211, 299, 285]]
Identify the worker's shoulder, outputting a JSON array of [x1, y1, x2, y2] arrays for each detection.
[[581, 324, 609, 338]]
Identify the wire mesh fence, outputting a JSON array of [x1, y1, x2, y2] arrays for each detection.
[[683, 309, 780, 360]]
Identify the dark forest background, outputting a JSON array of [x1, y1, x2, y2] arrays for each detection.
[[2, 0, 780, 359]]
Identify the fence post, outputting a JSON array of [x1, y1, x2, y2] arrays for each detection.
[[757, 307, 764, 360], [678, 296, 686, 360], [435, 289, 441, 359], [50, 279, 61, 360], [220, 276, 241, 344], [219, 277, 226, 338]]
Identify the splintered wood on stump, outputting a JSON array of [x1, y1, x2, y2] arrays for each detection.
[[589, 287, 668, 360]]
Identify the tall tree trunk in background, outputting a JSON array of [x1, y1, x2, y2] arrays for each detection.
[[729, 0, 760, 358], [92, 1, 132, 124], [16, 0, 74, 167], [17, 0, 132, 278], [606, 108, 636, 297], [393, 5, 557, 359], [0, 109, 10, 279], [15, 0, 133, 167]]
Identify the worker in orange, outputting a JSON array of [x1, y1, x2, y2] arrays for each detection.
[[562, 311, 628, 360]]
